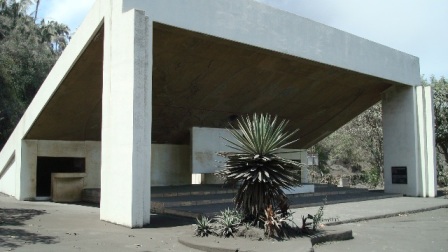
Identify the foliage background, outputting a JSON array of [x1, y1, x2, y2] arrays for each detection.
[[0, 0, 69, 149]]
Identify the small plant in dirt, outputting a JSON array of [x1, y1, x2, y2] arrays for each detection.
[[300, 214, 314, 234], [216, 113, 303, 223], [300, 197, 338, 234], [261, 204, 300, 239], [194, 216, 213, 237], [261, 205, 287, 238], [312, 197, 326, 231], [214, 208, 242, 238]]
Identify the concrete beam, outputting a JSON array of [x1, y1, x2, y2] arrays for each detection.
[[124, 0, 420, 86]]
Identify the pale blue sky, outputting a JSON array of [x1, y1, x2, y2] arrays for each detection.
[[36, 0, 447, 78]]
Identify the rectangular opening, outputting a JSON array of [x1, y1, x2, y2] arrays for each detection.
[[36, 157, 85, 197]]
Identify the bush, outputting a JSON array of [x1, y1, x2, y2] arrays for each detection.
[[361, 168, 382, 188]]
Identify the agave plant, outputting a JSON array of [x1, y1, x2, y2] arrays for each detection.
[[216, 113, 303, 220], [194, 216, 213, 237], [214, 208, 242, 238]]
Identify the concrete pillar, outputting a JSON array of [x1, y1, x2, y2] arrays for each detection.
[[382, 85, 437, 197], [16, 140, 38, 200], [100, 9, 152, 227], [416, 86, 437, 197]]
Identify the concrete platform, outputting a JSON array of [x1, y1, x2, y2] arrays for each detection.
[[149, 184, 403, 218], [82, 184, 403, 218]]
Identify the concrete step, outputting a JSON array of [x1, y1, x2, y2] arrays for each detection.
[[151, 184, 238, 198], [82, 184, 372, 207], [152, 193, 235, 208], [151, 186, 370, 209]]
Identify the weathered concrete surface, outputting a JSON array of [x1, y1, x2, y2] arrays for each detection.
[[295, 197, 448, 225], [314, 209, 448, 252], [100, 8, 152, 228], [20, 0, 418, 149], [1, 193, 447, 252], [383, 85, 437, 197], [151, 144, 191, 186], [51, 173, 86, 203], [0, 193, 199, 252]]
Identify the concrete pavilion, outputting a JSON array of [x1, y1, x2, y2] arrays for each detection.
[[0, 0, 437, 227]]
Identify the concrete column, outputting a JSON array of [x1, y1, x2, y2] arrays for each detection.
[[100, 9, 152, 227], [16, 140, 38, 200], [416, 86, 437, 197], [382, 85, 437, 197]]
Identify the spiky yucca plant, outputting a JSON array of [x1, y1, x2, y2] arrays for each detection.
[[216, 113, 303, 220]]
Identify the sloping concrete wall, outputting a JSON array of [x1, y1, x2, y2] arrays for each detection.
[[0, 153, 16, 196], [0, 0, 107, 200]]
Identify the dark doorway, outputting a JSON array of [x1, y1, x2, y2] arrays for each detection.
[[36, 157, 85, 197]]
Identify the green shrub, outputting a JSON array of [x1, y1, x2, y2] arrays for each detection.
[[361, 168, 382, 188]]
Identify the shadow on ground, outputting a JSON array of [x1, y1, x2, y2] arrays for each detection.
[[0, 208, 58, 249], [437, 189, 447, 198], [145, 214, 196, 228]]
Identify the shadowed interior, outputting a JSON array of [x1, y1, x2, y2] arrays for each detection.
[[25, 23, 398, 148]]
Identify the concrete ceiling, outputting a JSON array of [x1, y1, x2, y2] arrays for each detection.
[[25, 27, 104, 141], [151, 23, 396, 148], [26, 23, 399, 148]]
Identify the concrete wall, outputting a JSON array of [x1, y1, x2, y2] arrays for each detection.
[[0, 153, 16, 196], [151, 144, 191, 186], [191, 127, 233, 174], [192, 127, 308, 184], [0, 140, 101, 200], [24, 140, 100, 200], [1, 141, 197, 196], [0, 121, 24, 199]]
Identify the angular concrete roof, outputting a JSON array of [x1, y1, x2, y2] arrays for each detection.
[[20, 0, 420, 148]]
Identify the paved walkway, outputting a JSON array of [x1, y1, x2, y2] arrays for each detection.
[[1, 193, 447, 251]]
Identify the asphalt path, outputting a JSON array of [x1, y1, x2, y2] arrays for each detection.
[[314, 208, 448, 252], [1, 193, 447, 252]]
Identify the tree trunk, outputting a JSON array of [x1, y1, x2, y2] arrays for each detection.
[[34, 0, 40, 21]]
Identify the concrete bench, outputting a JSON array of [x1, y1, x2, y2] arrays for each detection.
[[51, 173, 86, 203]]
